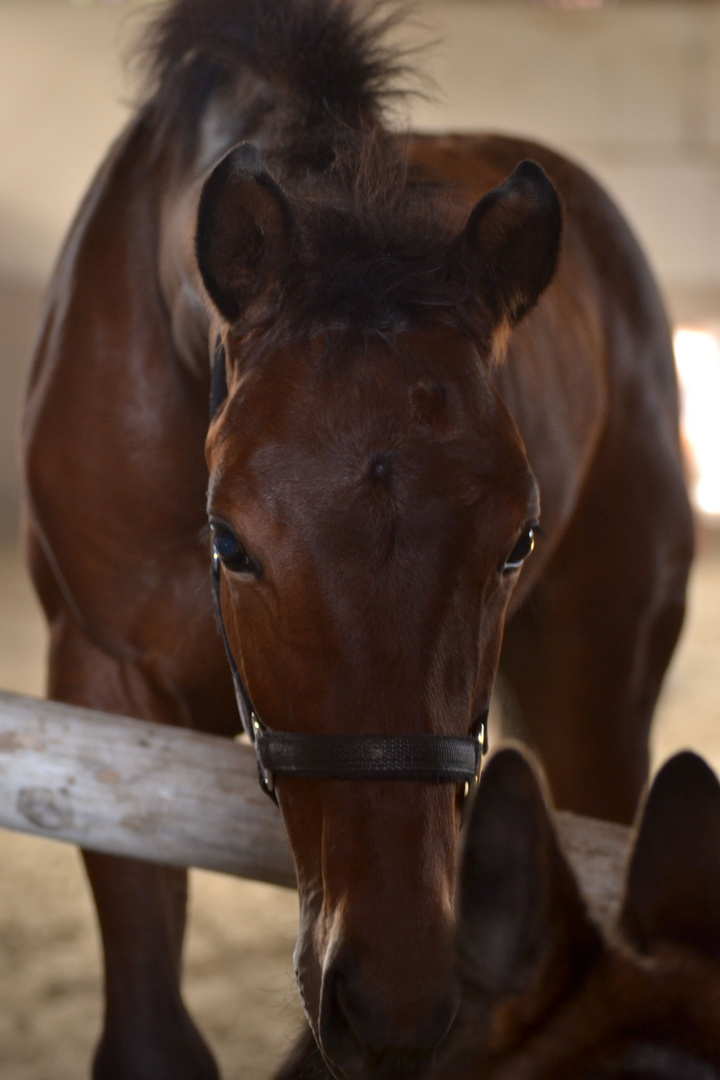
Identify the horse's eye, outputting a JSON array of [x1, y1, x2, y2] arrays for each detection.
[[212, 524, 255, 574], [502, 525, 536, 575]]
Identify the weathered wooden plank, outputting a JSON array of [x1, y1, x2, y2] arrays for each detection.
[[555, 809, 634, 930], [0, 692, 634, 915], [0, 691, 296, 887]]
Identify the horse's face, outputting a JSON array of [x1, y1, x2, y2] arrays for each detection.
[[205, 324, 537, 1071], [198, 144, 562, 1078]]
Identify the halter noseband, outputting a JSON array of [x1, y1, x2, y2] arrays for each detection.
[[211, 547, 487, 804]]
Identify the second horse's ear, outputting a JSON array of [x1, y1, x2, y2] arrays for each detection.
[[458, 746, 600, 1013], [620, 751, 720, 965], [196, 142, 294, 324], [454, 160, 562, 339]]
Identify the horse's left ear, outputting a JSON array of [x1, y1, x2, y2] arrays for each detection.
[[196, 142, 294, 323], [620, 752, 720, 964], [456, 160, 562, 336]]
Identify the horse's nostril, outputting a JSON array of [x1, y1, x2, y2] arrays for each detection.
[[335, 972, 374, 1046], [319, 965, 366, 1076]]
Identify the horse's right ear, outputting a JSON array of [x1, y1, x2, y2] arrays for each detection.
[[620, 751, 720, 964], [455, 160, 562, 345], [196, 142, 294, 324], [458, 746, 600, 1014]]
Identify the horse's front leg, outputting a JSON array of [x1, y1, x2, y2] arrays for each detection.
[[83, 852, 217, 1080], [41, 602, 218, 1079]]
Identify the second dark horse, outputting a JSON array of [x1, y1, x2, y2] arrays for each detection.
[[23, 1, 693, 1078]]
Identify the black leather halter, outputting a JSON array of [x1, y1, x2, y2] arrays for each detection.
[[208, 338, 487, 803], [211, 550, 487, 803]]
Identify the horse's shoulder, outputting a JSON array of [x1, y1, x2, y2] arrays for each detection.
[[24, 112, 213, 655]]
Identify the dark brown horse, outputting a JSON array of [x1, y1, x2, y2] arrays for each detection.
[[23, 1, 693, 1078], [283, 747, 720, 1080]]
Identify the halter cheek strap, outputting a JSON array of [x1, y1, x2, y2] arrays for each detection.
[[211, 548, 487, 804]]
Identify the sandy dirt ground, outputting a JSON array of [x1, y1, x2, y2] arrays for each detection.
[[1, 534, 720, 1079]]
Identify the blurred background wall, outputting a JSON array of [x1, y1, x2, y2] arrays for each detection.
[[3, 0, 720, 540]]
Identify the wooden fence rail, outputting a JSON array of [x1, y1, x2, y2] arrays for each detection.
[[0, 691, 633, 923], [0, 690, 296, 887]]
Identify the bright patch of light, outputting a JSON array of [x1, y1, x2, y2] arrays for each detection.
[[674, 327, 720, 517]]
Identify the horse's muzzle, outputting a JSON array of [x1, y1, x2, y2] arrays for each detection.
[[318, 950, 460, 1080]]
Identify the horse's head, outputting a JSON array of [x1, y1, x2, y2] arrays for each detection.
[[438, 747, 720, 1080], [197, 143, 562, 1079]]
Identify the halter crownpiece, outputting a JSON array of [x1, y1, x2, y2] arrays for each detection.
[[211, 533, 488, 803]]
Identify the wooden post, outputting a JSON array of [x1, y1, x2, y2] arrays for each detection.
[[0, 691, 296, 887]]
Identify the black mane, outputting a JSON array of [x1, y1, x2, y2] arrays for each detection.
[[142, 0, 484, 338], [143, 0, 412, 160]]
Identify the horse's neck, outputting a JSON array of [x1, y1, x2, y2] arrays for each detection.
[[155, 80, 314, 375], [157, 171, 213, 374]]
